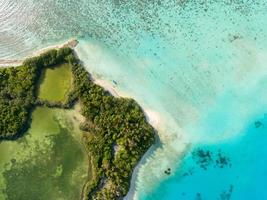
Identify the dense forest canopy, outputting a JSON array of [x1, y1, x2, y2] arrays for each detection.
[[0, 65, 36, 139]]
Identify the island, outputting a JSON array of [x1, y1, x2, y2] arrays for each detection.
[[0, 46, 155, 199]]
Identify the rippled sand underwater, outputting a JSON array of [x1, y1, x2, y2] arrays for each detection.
[[2, 0, 267, 199]]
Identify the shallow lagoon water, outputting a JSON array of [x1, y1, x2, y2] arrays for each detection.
[[2, 0, 267, 199], [0, 107, 88, 200]]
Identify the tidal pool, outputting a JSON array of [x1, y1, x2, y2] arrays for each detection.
[[38, 63, 72, 102], [0, 106, 88, 200]]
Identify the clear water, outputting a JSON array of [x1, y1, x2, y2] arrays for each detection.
[[1, 0, 267, 199], [139, 114, 267, 200]]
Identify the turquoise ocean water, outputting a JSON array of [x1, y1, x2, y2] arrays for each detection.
[[1, 0, 267, 199]]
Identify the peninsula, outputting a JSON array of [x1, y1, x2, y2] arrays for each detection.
[[0, 46, 155, 199]]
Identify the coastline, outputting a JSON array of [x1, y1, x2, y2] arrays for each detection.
[[0, 40, 163, 199], [92, 78, 162, 129], [90, 78, 163, 200], [0, 39, 78, 67]]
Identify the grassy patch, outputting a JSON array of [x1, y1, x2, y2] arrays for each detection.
[[38, 63, 72, 103]]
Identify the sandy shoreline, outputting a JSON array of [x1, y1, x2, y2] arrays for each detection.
[[92, 78, 162, 200], [0, 40, 162, 200], [92, 78, 162, 129], [0, 39, 78, 67], [0, 38, 162, 128]]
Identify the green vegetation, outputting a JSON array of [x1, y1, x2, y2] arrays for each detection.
[[0, 65, 37, 139], [0, 48, 72, 139], [70, 59, 155, 199], [0, 47, 155, 200], [38, 63, 72, 103], [0, 107, 88, 200]]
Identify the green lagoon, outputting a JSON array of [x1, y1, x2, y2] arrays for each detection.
[[38, 63, 72, 102], [0, 106, 88, 200]]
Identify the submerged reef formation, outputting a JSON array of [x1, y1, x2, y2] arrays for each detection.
[[220, 185, 233, 200], [0, 47, 155, 199], [192, 148, 231, 170]]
